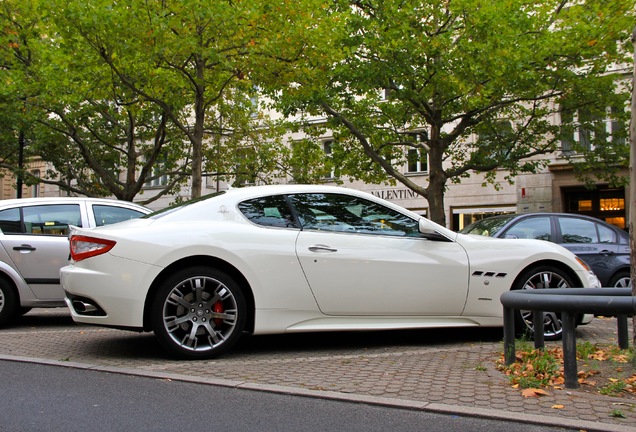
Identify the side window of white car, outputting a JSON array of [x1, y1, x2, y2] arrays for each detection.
[[288, 193, 420, 237], [238, 195, 299, 229], [22, 204, 82, 236]]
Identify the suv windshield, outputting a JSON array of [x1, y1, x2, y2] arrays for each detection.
[[460, 215, 517, 237]]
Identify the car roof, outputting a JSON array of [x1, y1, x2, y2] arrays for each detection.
[[0, 197, 149, 211], [147, 184, 438, 229]]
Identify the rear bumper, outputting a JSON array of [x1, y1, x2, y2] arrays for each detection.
[[61, 254, 161, 329]]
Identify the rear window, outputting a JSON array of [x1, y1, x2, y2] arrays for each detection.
[[238, 195, 299, 228], [93, 205, 147, 227]]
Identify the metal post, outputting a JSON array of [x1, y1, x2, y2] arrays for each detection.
[[503, 306, 516, 365], [533, 310, 544, 349], [17, 129, 24, 198], [562, 312, 578, 389], [617, 315, 629, 350]]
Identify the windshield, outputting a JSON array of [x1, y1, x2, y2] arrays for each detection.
[[459, 214, 517, 237]]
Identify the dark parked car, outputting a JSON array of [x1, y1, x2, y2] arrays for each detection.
[[460, 213, 630, 288]]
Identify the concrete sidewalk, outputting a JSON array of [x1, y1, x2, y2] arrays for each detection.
[[1, 310, 634, 432]]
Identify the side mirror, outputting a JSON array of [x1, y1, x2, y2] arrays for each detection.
[[418, 219, 452, 242]]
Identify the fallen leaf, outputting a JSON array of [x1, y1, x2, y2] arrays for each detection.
[[551, 404, 564, 409], [522, 388, 549, 398]]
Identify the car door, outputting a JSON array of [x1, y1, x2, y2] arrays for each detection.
[[0, 203, 83, 300], [556, 216, 622, 286], [289, 193, 470, 316]]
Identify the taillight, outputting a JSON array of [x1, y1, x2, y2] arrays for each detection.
[[70, 235, 116, 262]]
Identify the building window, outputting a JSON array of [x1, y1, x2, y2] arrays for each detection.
[[476, 120, 514, 161], [323, 140, 335, 179], [405, 132, 428, 174], [144, 155, 169, 188], [31, 170, 40, 197], [233, 147, 257, 187], [451, 206, 516, 231], [560, 106, 625, 153], [562, 186, 626, 230]]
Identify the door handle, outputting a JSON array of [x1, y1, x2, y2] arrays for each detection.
[[13, 245, 36, 252], [308, 244, 338, 253], [600, 250, 614, 256]]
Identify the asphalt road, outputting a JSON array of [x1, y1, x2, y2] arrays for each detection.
[[0, 360, 574, 432]]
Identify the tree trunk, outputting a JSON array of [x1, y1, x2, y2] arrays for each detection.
[[630, 25, 636, 349], [426, 139, 447, 226]]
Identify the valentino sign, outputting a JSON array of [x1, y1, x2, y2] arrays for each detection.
[[370, 189, 420, 201]]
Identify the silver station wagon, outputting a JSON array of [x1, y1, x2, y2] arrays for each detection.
[[0, 197, 150, 325]]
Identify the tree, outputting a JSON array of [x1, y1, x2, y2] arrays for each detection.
[[266, 0, 636, 226], [0, 0, 189, 203], [630, 25, 636, 348], [0, 0, 43, 196], [46, 0, 328, 199]]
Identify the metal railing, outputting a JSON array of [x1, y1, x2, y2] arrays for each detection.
[[500, 287, 636, 389]]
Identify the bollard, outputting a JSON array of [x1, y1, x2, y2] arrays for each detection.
[[533, 310, 544, 350], [500, 288, 636, 389], [617, 315, 629, 350], [561, 312, 578, 389], [503, 306, 516, 366]]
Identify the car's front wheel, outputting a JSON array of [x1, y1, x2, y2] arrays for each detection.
[[150, 267, 247, 359], [0, 278, 18, 327], [512, 265, 575, 341], [609, 271, 631, 288]]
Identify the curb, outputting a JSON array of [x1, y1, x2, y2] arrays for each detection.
[[2, 353, 633, 432]]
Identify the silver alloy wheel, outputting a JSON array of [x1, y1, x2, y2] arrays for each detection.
[[613, 276, 632, 288], [519, 269, 571, 339], [0, 289, 4, 312], [161, 275, 239, 353]]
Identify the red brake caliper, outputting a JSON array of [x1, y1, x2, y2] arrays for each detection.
[[213, 302, 224, 327]]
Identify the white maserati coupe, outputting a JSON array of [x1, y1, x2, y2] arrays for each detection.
[[61, 185, 599, 359]]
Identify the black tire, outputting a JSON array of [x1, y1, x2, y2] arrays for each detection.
[[150, 267, 247, 360], [608, 271, 631, 288], [0, 279, 18, 327], [512, 265, 575, 341]]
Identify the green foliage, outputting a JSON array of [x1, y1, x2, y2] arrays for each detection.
[[599, 379, 627, 396], [577, 341, 598, 360], [1, 0, 633, 210], [265, 0, 636, 224]]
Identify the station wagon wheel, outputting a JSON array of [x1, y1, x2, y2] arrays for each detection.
[[512, 265, 575, 341], [0, 279, 18, 327], [151, 267, 246, 359]]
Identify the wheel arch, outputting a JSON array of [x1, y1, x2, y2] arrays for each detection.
[[0, 269, 20, 302], [511, 259, 584, 290], [142, 255, 256, 333]]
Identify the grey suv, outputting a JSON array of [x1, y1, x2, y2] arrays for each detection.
[[460, 213, 630, 288], [0, 197, 151, 325]]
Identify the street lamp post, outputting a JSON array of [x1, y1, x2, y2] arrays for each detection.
[[16, 129, 25, 199]]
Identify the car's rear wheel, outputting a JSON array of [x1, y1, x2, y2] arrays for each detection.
[[150, 267, 246, 359], [609, 271, 631, 288], [512, 265, 575, 341], [0, 279, 18, 327]]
